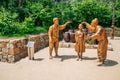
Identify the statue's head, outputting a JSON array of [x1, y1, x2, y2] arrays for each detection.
[[78, 24, 83, 30], [91, 18, 98, 31], [53, 18, 59, 25], [91, 18, 98, 27]]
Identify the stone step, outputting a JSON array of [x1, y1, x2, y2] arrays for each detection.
[[59, 42, 113, 51]]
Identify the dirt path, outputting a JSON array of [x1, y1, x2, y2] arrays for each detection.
[[0, 37, 120, 80]]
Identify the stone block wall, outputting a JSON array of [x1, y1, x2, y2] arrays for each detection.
[[0, 33, 49, 63], [105, 28, 120, 37], [59, 41, 113, 51]]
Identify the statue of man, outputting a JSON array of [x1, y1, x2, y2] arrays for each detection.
[[82, 18, 108, 65], [48, 18, 70, 59]]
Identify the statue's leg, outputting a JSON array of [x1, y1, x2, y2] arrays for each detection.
[[49, 42, 54, 59], [77, 52, 80, 61], [79, 52, 83, 61], [80, 42, 84, 61], [76, 43, 80, 61], [54, 41, 59, 57], [101, 40, 108, 64], [97, 42, 102, 62]]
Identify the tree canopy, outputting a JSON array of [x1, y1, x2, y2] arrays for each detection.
[[0, 0, 120, 37]]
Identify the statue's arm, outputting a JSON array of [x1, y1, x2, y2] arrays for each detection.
[[75, 32, 78, 42], [91, 28, 102, 40], [83, 32, 87, 41], [82, 22, 95, 32], [59, 21, 70, 30], [48, 26, 53, 41]]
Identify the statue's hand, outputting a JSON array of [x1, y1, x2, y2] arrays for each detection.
[[86, 35, 91, 40], [66, 21, 71, 25], [81, 22, 87, 25]]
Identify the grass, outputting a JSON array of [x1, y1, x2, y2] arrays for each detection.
[[0, 27, 48, 39], [0, 27, 120, 39]]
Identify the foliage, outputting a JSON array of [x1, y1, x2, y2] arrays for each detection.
[[116, 0, 120, 27], [21, 17, 35, 34], [0, 0, 120, 37], [0, 7, 19, 36]]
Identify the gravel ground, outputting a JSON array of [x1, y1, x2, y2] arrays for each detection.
[[0, 37, 120, 80]]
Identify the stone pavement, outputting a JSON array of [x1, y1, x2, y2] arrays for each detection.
[[0, 37, 120, 80], [108, 37, 120, 53]]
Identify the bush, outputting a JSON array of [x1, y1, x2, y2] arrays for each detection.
[[0, 7, 19, 36], [21, 17, 35, 34], [116, 0, 120, 27], [0, 0, 120, 37]]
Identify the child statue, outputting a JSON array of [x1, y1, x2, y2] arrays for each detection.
[[75, 24, 86, 61]]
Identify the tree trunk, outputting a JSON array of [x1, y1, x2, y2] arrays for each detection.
[[18, 0, 22, 7], [111, 0, 116, 39], [112, 0, 116, 27]]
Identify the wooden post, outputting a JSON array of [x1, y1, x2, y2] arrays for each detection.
[[27, 41, 34, 60]]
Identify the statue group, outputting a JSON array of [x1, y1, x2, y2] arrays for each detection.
[[48, 18, 108, 65]]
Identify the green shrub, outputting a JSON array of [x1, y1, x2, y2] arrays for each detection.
[[21, 17, 35, 34], [0, 0, 120, 37], [0, 7, 19, 36]]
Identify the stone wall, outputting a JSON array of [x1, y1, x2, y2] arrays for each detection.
[[0, 33, 49, 63], [59, 41, 113, 51], [105, 28, 120, 37]]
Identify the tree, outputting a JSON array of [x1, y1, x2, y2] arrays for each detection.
[[111, 0, 116, 27], [18, 0, 22, 7]]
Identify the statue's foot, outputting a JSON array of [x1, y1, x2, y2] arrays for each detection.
[[76, 58, 79, 61], [97, 63, 105, 66], [49, 56, 53, 59], [80, 58, 82, 61], [97, 61, 105, 66], [97, 60, 102, 62], [55, 55, 59, 58]]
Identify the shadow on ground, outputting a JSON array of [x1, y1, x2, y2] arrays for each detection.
[[57, 55, 97, 62], [83, 57, 97, 60], [104, 59, 118, 67], [57, 55, 77, 62], [97, 59, 118, 67], [33, 58, 44, 61]]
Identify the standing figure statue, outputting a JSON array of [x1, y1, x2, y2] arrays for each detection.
[[82, 18, 108, 65], [48, 18, 70, 59], [75, 24, 86, 61]]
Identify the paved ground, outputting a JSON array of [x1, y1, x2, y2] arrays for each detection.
[[109, 37, 120, 53], [0, 37, 120, 80]]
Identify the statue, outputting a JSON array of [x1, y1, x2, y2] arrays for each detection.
[[48, 18, 70, 59], [82, 18, 108, 65], [75, 24, 86, 61]]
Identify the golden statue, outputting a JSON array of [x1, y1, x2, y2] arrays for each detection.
[[48, 18, 70, 59], [75, 24, 86, 61], [82, 18, 108, 65]]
